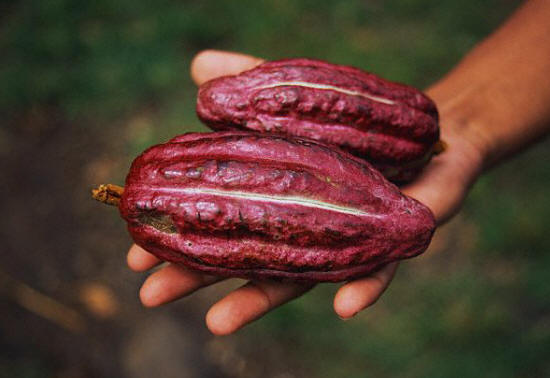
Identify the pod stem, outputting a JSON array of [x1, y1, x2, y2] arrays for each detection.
[[432, 139, 448, 155], [92, 184, 124, 207]]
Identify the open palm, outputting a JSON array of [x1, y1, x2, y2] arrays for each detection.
[[126, 50, 484, 335]]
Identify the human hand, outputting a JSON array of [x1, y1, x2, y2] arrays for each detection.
[[126, 50, 486, 335]]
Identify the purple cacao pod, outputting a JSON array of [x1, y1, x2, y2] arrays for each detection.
[[196, 58, 441, 182], [115, 131, 435, 282]]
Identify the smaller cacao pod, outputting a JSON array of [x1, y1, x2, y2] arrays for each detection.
[[93, 132, 435, 282], [196, 58, 442, 182]]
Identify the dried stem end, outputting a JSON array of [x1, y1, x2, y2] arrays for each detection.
[[432, 140, 448, 155], [92, 184, 124, 207]]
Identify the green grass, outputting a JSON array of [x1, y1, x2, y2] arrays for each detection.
[[4, 0, 550, 377]]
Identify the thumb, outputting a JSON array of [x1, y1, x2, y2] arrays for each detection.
[[190, 50, 264, 85], [400, 136, 483, 225]]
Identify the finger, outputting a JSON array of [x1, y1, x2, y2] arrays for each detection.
[[127, 244, 162, 272], [205, 280, 314, 335], [401, 155, 476, 225], [401, 164, 462, 225], [139, 264, 222, 307], [333, 262, 398, 319], [190, 49, 264, 85], [401, 128, 484, 225]]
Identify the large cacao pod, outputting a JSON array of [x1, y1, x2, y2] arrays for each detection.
[[96, 132, 435, 282], [196, 58, 441, 182]]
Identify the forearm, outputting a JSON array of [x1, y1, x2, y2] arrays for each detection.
[[426, 0, 550, 169]]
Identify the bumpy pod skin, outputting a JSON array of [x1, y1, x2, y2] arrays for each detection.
[[196, 58, 440, 182], [119, 132, 435, 282]]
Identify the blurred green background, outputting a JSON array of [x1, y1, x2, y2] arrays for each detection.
[[2, 0, 549, 377]]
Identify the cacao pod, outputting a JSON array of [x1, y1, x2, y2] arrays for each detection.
[[196, 58, 441, 182], [94, 131, 436, 282]]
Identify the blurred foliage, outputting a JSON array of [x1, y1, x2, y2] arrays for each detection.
[[0, 0, 519, 123], [3, 0, 550, 377]]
